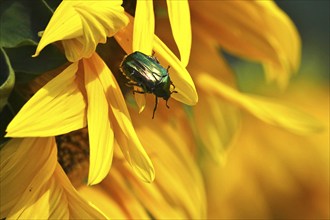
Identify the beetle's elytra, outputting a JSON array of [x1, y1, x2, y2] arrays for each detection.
[[120, 51, 177, 118]]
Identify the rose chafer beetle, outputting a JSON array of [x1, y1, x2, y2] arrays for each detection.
[[120, 51, 177, 118]]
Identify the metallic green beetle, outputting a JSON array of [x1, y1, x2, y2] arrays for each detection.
[[120, 51, 176, 118]]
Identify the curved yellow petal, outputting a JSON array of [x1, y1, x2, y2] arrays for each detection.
[[194, 93, 241, 163], [70, 2, 129, 61], [33, 1, 82, 57], [153, 36, 198, 105], [133, 0, 154, 54], [89, 53, 155, 183], [241, 95, 324, 134], [257, 1, 301, 74], [79, 184, 128, 219], [114, 14, 135, 55], [134, 91, 146, 113], [1, 137, 57, 218], [54, 164, 108, 219], [197, 74, 323, 134], [83, 54, 115, 185], [34, 1, 128, 62], [129, 111, 207, 219], [6, 63, 87, 137], [190, 1, 301, 87], [8, 172, 70, 219], [0, 138, 107, 219], [110, 94, 155, 182], [167, 0, 192, 67], [61, 37, 85, 63], [100, 169, 151, 219]]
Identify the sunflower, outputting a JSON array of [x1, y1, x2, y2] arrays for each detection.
[[0, 0, 325, 219], [1, 0, 198, 218], [4, 0, 197, 186]]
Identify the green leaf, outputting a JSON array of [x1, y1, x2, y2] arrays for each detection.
[[0, 47, 15, 112], [4, 45, 67, 83], [0, 0, 53, 48]]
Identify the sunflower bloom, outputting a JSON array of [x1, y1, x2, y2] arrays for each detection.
[[6, 52, 154, 185], [1, 0, 325, 220], [0, 137, 106, 219], [5, 0, 156, 185]]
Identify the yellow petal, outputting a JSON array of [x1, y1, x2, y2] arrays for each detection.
[[194, 94, 241, 163], [134, 91, 146, 113], [34, 1, 128, 62], [8, 165, 107, 219], [242, 95, 324, 134], [100, 169, 151, 219], [1, 137, 57, 218], [0, 138, 107, 219], [114, 15, 135, 55], [153, 36, 198, 105], [33, 1, 82, 57], [83, 54, 115, 185], [257, 1, 301, 73], [70, 2, 129, 61], [54, 164, 108, 219], [129, 113, 207, 219], [167, 0, 192, 67], [133, 0, 154, 54], [197, 74, 323, 134], [88, 53, 155, 183], [6, 63, 87, 137], [79, 184, 127, 219], [190, 1, 301, 87], [123, 174, 184, 218]]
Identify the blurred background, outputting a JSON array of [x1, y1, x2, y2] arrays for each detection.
[[232, 0, 329, 93], [204, 1, 329, 219], [277, 0, 329, 83]]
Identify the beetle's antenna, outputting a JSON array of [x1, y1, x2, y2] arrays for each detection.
[[167, 66, 171, 72], [152, 96, 158, 119]]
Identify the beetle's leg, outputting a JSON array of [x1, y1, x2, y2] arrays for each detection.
[[170, 80, 178, 94], [167, 66, 171, 72], [154, 57, 160, 63], [165, 99, 170, 109], [170, 80, 175, 87], [170, 80, 176, 89], [133, 90, 146, 95], [152, 96, 158, 119], [150, 51, 160, 63]]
